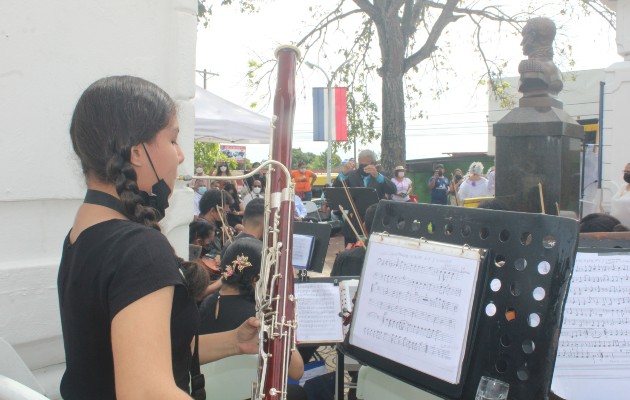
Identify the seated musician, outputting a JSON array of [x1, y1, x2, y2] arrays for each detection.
[[221, 198, 265, 258], [199, 239, 306, 399], [333, 149, 396, 200], [198, 188, 235, 258], [331, 203, 378, 277]]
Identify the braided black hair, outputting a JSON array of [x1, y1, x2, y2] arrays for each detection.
[[70, 76, 176, 230], [220, 238, 262, 300]]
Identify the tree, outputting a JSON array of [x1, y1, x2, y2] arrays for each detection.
[[291, 148, 318, 169], [311, 151, 342, 171], [194, 142, 237, 172], [239, 0, 614, 173]]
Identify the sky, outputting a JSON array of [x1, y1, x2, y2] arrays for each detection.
[[195, 0, 620, 164]]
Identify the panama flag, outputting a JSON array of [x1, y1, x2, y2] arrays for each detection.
[[312, 87, 348, 141]]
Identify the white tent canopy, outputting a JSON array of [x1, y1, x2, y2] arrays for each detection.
[[194, 86, 271, 144]]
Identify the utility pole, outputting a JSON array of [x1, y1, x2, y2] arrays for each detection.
[[195, 69, 219, 89]]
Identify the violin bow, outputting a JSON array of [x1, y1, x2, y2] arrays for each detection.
[[338, 205, 365, 247], [340, 178, 369, 240]]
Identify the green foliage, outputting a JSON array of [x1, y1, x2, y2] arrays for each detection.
[[197, 0, 258, 28], [310, 151, 341, 171], [194, 142, 237, 171], [292, 148, 317, 169]]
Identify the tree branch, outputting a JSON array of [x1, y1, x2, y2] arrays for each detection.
[[354, 0, 379, 20], [403, 0, 460, 73], [296, 4, 365, 47], [582, 0, 616, 29], [426, 1, 529, 24]]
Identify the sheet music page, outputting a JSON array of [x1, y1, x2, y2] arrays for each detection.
[[295, 282, 344, 343], [552, 252, 630, 400], [292, 234, 314, 269], [349, 236, 481, 385]]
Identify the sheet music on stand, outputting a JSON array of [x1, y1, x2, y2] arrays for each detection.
[[295, 277, 360, 344], [552, 249, 630, 400], [349, 233, 485, 387]]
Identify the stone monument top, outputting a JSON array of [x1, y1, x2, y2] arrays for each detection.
[[518, 17, 563, 106]]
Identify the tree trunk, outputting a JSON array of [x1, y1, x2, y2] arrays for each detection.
[[377, 14, 406, 175]]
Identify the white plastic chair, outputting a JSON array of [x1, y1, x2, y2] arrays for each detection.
[[200, 354, 258, 399], [0, 338, 46, 397], [0, 376, 49, 400], [356, 366, 440, 400], [302, 200, 322, 221]]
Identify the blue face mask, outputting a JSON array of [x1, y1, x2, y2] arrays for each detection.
[[198, 186, 207, 195]]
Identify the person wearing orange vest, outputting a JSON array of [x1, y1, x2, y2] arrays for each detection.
[[291, 162, 317, 201]]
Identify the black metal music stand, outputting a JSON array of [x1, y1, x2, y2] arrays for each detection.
[[342, 201, 579, 400], [294, 221, 332, 274], [324, 187, 379, 241]]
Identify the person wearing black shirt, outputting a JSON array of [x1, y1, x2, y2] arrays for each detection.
[[199, 239, 306, 400], [331, 203, 378, 276], [333, 149, 396, 200], [58, 76, 259, 400]]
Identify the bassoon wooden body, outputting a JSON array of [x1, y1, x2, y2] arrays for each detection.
[[254, 45, 300, 400]]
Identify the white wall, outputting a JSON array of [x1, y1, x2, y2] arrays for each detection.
[[602, 0, 630, 188], [0, 0, 197, 397]]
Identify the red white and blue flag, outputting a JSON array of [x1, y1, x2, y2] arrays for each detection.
[[312, 87, 348, 142]]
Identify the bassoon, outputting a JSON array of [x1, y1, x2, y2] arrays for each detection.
[[255, 45, 300, 400], [180, 45, 300, 399]]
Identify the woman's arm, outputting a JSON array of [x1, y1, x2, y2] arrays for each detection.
[[111, 287, 191, 400], [198, 317, 260, 364], [288, 349, 305, 381]]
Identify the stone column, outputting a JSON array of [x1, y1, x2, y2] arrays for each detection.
[[494, 18, 584, 214], [602, 1, 630, 188]]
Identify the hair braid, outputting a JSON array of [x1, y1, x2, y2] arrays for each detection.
[[106, 151, 161, 231]]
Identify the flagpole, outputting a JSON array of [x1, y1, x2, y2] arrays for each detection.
[[326, 78, 333, 185], [305, 61, 333, 185]]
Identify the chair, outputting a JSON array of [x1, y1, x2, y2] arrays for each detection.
[[200, 354, 258, 399], [0, 376, 49, 400], [356, 366, 440, 400], [302, 200, 323, 221], [0, 337, 46, 397]]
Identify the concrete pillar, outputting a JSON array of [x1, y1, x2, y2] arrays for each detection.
[[602, 1, 630, 188]]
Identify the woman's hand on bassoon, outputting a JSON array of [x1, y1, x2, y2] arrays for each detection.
[[234, 317, 261, 355]]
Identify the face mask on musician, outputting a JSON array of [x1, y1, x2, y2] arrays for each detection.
[[358, 164, 370, 177], [220, 166, 227, 172]]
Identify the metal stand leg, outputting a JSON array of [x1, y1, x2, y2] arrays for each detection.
[[335, 348, 345, 400]]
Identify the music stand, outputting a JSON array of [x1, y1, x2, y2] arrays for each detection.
[[342, 200, 579, 400], [293, 221, 332, 273], [324, 187, 379, 240]]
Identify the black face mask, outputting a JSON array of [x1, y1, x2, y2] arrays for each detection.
[[140, 179, 171, 220], [358, 164, 370, 177], [437, 170, 443, 177], [624, 173, 630, 184], [141, 144, 171, 221]]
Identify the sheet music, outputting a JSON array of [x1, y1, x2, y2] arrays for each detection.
[[295, 282, 344, 343], [349, 235, 482, 385], [552, 252, 630, 400], [292, 234, 315, 269]]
